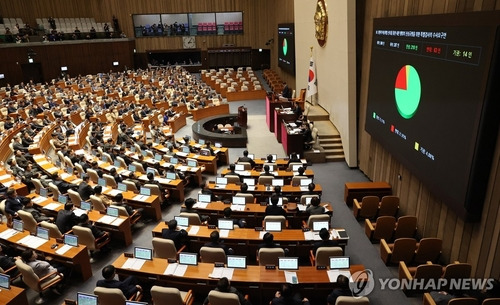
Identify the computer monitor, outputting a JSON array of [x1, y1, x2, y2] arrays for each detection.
[[77, 292, 98, 305], [0, 274, 10, 289], [243, 178, 255, 186], [300, 178, 313, 186], [130, 147, 136, 153], [67, 166, 73, 174], [234, 164, 245, 171], [36, 226, 49, 240], [292, 164, 302, 172], [134, 247, 153, 260], [56, 160, 62, 168], [187, 160, 197, 167], [305, 197, 313, 205], [198, 193, 211, 203], [64, 234, 79, 247], [216, 177, 227, 185], [154, 154, 162, 161], [58, 195, 68, 204], [107, 207, 119, 217], [329, 256, 350, 269], [166, 172, 176, 180], [98, 178, 106, 187], [140, 187, 151, 196], [146, 167, 156, 175], [114, 160, 121, 168], [170, 157, 178, 164], [12, 219, 23, 232], [218, 219, 234, 230], [141, 150, 148, 157], [227, 255, 246, 269], [247, 154, 254, 160], [40, 188, 48, 198], [200, 149, 210, 156], [278, 257, 299, 270], [102, 155, 108, 163], [174, 216, 189, 227], [271, 154, 277, 161], [272, 179, 284, 186], [265, 221, 282, 232], [215, 142, 222, 148], [312, 221, 329, 232], [232, 196, 246, 205], [179, 252, 198, 265], [198, 139, 205, 145], [182, 146, 190, 153], [117, 183, 127, 192], [128, 164, 137, 172], [80, 201, 91, 211]]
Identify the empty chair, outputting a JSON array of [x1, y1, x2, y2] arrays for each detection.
[[399, 261, 443, 292], [353, 196, 379, 219], [94, 286, 142, 305], [48, 182, 61, 198], [225, 175, 240, 184], [86, 169, 99, 183], [103, 174, 117, 188], [234, 193, 255, 203], [482, 299, 500, 305], [17, 210, 39, 234], [378, 196, 399, 217], [15, 259, 64, 304], [365, 216, 396, 242], [393, 216, 417, 240], [75, 163, 85, 176], [236, 162, 252, 170], [414, 238, 442, 264], [40, 221, 65, 239], [121, 180, 138, 193], [179, 212, 201, 225], [150, 286, 194, 305], [152, 237, 185, 259], [380, 238, 417, 265], [200, 246, 227, 263], [310, 246, 343, 266], [31, 178, 45, 195], [67, 189, 82, 207], [131, 161, 146, 174], [335, 296, 370, 305], [442, 262, 472, 284], [90, 195, 107, 212], [257, 248, 284, 266], [258, 176, 273, 185], [72, 225, 110, 260]]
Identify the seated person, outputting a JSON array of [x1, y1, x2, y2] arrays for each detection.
[[306, 197, 325, 215], [0, 245, 19, 278], [109, 167, 122, 184], [78, 213, 108, 240], [294, 167, 307, 177], [222, 207, 246, 228], [270, 283, 310, 305], [203, 277, 251, 305], [266, 154, 275, 164], [226, 164, 240, 179], [161, 219, 188, 249], [313, 228, 339, 254], [327, 275, 352, 305], [260, 165, 274, 177], [22, 198, 53, 222], [265, 194, 286, 217], [96, 265, 142, 299], [204, 231, 232, 255], [258, 232, 280, 250], [287, 152, 301, 166], [181, 198, 209, 222], [55, 203, 80, 234], [94, 185, 113, 207], [78, 174, 94, 201], [20, 249, 67, 293], [5, 188, 28, 218], [200, 182, 219, 202], [113, 193, 142, 216], [52, 173, 78, 194], [237, 150, 255, 169]]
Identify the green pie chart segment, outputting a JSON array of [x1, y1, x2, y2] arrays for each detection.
[[394, 65, 421, 119], [283, 38, 288, 56]]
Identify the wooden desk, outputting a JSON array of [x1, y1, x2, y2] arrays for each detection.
[[266, 95, 291, 132], [0, 285, 28, 305], [252, 158, 305, 170], [112, 254, 364, 305], [168, 114, 187, 133], [281, 121, 304, 156], [344, 182, 392, 205], [0, 224, 92, 280], [0, 170, 29, 196], [274, 109, 297, 143], [190, 104, 230, 121], [220, 169, 314, 183]]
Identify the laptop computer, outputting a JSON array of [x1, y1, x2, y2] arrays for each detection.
[[247, 154, 254, 160], [117, 183, 127, 192], [271, 154, 277, 161], [80, 201, 91, 211], [198, 139, 205, 145], [98, 178, 107, 187], [64, 234, 79, 247], [107, 206, 119, 217], [187, 160, 197, 167], [114, 160, 121, 168], [182, 146, 190, 153], [125, 301, 148, 305], [218, 219, 234, 230], [292, 164, 302, 172], [179, 252, 198, 265], [272, 179, 284, 187], [67, 166, 73, 174], [227, 255, 246, 269], [278, 257, 299, 270], [77, 293, 98, 305], [243, 178, 255, 191], [312, 221, 330, 232], [154, 154, 162, 161], [134, 247, 153, 260], [36, 226, 49, 240], [198, 193, 211, 203], [170, 157, 178, 165], [232, 196, 246, 205], [58, 195, 68, 204], [39, 188, 48, 198], [300, 178, 313, 191], [216, 177, 227, 188], [174, 216, 189, 228], [128, 164, 137, 172], [265, 221, 282, 232], [146, 167, 156, 175], [0, 273, 10, 290], [12, 219, 23, 232], [140, 187, 151, 196], [234, 164, 245, 171], [166, 172, 177, 180], [330, 256, 350, 270], [215, 142, 222, 148]]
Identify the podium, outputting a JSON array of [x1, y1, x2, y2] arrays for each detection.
[[238, 106, 247, 127]]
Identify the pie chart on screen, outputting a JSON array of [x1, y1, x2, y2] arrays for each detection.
[[394, 65, 421, 119], [282, 38, 288, 56]]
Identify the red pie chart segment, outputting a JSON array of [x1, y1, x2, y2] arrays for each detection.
[[395, 66, 407, 90]]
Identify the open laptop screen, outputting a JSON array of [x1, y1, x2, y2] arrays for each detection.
[[175, 216, 189, 227], [330, 256, 350, 269], [166, 172, 177, 180], [0, 273, 10, 289], [232, 196, 246, 205], [300, 178, 313, 186], [179, 252, 198, 265], [134, 247, 153, 260], [272, 179, 284, 186], [77, 293, 98, 305], [13, 219, 23, 232], [312, 221, 329, 232], [98, 178, 107, 187], [187, 160, 197, 167], [198, 193, 211, 203], [64, 234, 79, 247], [118, 183, 127, 192], [107, 207, 119, 217], [58, 195, 68, 204], [243, 178, 255, 186], [36, 226, 49, 240], [278, 257, 299, 270], [234, 164, 245, 171], [80, 201, 91, 211], [218, 219, 234, 230], [227, 255, 246, 269], [265, 221, 282, 232], [140, 187, 151, 196], [40, 188, 48, 198], [216, 177, 227, 185]]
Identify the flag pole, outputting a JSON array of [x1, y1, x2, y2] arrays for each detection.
[[308, 46, 316, 105]]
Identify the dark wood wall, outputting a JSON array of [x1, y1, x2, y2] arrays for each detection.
[[358, 0, 500, 278]]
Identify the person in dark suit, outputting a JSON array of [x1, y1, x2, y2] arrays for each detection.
[[270, 283, 310, 305], [265, 194, 287, 217], [14, 150, 30, 169], [327, 275, 352, 305], [55, 203, 79, 234], [22, 199, 53, 223], [281, 82, 292, 99], [12, 136, 29, 153], [222, 207, 246, 228], [7, 158, 25, 178], [226, 164, 240, 179], [203, 231, 232, 255], [257, 232, 280, 250], [203, 277, 251, 305], [287, 152, 301, 166], [78, 174, 94, 201], [312, 228, 339, 254], [260, 165, 275, 177], [78, 214, 108, 239], [237, 150, 255, 169], [306, 197, 325, 215], [96, 265, 142, 299], [5, 188, 26, 218], [161, 219, 188, 249], [0, 245, 18, 278], [53, 173, 78, 194]]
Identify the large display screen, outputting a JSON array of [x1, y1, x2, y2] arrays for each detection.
[[365, 12, 500, 219], [278, 23, 296, 75]]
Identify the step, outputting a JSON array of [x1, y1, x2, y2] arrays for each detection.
[[325, 155, 345, 162], [319, 139, 341, 145], [318, 133, 340, 139], [321, 143, 343, 150], [307, 114, 330, 121], [323, 148, 345, 155]]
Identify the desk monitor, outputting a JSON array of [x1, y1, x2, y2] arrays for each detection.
[[227, 255, 246, 269], [199, 139, 205, 145], [118, 183, 127, 192], [130, 147, 136, 153], [170, 157, 178, 164], [300, 178, 313, 186], [128, 164, 137, 172], [198, 193, 211, 203], [243, 178, 255, 186], [271, 154, 277, 161], [134, 247, 153, 260], [268, 197, 283, 206], [36, 226, 49, 240], [77, 292, 98, 305], [141, 150, 148, 157], [200, 149, 210, 156], [146, 167, 156, 175], [216, 177, 227, 185], [140, 187, 151, 196], [56, 160, 62, 168], [154, 153, 162, 161], [181, 146, 190, 153], [330, 256, 350, 269], [278, 257, 299, 270], [174, 216, 189, 227], [106, 207, 119, 217], [40, 188, 48, 198], [232, 196, 246, 205], [166, 172, 177, 180], [67, 166, 73, 174], [215, 142, 222, 148], [13, 219, 23, 232], [187, 160, 197, 167], [272, 179, 284, 187], [114, 160, 121, 168], [80, 201, 91, 211], [125, 301, 148, 305], [312, 221, 329, 232], [58, 195, 68, 204], [64, 234, 78, 247], [247, 154, 254, 160], [102, 155, 108, 163], [179, 252, 198, 265], [218, 219, 234, 230], [265, 221, 282, 232], [98, 178, 107, 187], [292, 164, 302, 172], [234, 164, 245, 171], [0, 273, 10, 289]]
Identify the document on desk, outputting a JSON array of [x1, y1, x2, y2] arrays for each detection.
[[209, 267, 234, 279], [117, 169, 131, 176], [31, 196, 48, 204], [122, 258, 146, 270], [157, 178, 172, 184], [107, 189, 123, 197], [331, 229, 340, 239], [188, 226, 199, 235], [73, 208, 87, 217], [164, 263, 178, 275], [55, 244, 72, 255], [219, 229, 229, 238], [60, 173, 71, 179], [37, 160, 49, 166], [133, 195, 149, 201], [47, 167, 59, 174], [111, 218, 125, 226], [176, 152, 188, 157], [193, 202, 208, 208], [327, 270, 352, 282], [163, 263, 188, 277], [235, 170, 250, 176], [177, 166, 189, 172], [0, 174, 11, 180], [259, 231, 267, 239], [193, 155, 200, 158], [230, 205, 245, 212], [0, 229, 18, 240], [71, 179, 83, 185], [98, 215, 116, 224], [43, 203, 62, 210], [284, 271, 299, 284], [300, 186, 309, 192], [18, 235, 47, 249], [2, 181, 14, 187]]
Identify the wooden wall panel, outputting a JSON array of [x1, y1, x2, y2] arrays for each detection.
[[358, 0, 500, 278]]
